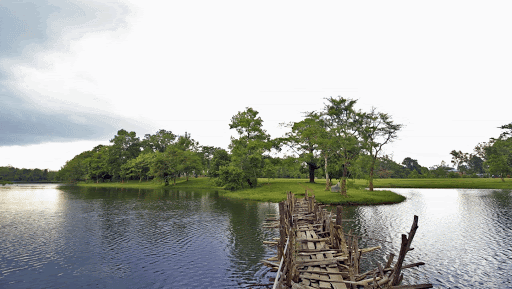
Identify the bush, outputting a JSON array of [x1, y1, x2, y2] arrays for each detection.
[[216, 165, 245, 191], [448, 172, 461, 178]]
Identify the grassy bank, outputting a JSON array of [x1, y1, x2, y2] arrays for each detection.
[[359, 178, 512, 189], [77, 177, 405, 205]]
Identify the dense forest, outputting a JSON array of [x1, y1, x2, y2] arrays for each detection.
[[0, 166, 57, 182], [54, 97, 512, 192]]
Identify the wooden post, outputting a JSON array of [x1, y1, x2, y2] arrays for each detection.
[[336, 206, 343, 226], [392, 215, 419, 285], [278, 202, 285, 260]]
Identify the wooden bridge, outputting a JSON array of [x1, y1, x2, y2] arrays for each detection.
[[262, 192, 432, 289]]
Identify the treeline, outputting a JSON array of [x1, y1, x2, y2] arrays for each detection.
[[0, 166, 58, 182], [58, 96, 512, 193], [449, 123, 512, 180]]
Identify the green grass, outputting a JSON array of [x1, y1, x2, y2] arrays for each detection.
[[222, 179, 405, 205], [77, 177, 406, 205], [78, 177, 222, 190], [1, 181, 14, 186], [359, 178, 512, 189]]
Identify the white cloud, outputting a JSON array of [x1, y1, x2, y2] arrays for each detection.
[[2, 0, 512, 169]]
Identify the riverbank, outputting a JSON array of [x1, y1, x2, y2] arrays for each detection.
[[363, 178, 512, 189], [76, 178, 405, 205]]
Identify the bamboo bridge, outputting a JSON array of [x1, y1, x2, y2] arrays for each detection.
[[261, 192, 432, 289]]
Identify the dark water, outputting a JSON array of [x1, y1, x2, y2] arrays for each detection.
[[0, 184, 278, 289], [1, 185, 511, 288], [341, 188, 512, 289]]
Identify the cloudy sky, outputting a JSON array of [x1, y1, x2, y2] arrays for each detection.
[[1, 0, 511, 171]]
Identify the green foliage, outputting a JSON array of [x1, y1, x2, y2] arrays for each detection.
[[282, 113, 326, 183], [209, 148, 231, 178], [217, 165, 245, 190], [408, 170, 420, 178], [321, 97, 363, 194], [218, 107, 272, 189], [360, 108, 403, 190], [122, 152, 154, 181], [402, 157, 421, 173], [485, 138, 512, 180], [142, 129, 176, 153], [0, 166, 56, 182]]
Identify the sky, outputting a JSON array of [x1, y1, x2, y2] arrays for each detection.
[[1, 0, 512, 171]]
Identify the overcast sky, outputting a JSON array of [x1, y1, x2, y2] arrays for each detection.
[[1, 0, 511, 171]]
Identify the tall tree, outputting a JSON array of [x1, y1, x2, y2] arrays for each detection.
[[402, 157, 421, 173], [360, 108, 403, 191], [107, 129, 141, 181], [484, 138, 512, 181], [322, 97, 363, 195], [484, 123, 512, 181], [224, 107, 271, 188], [142, 129, 176, 153], [282, 113, 325, 184]]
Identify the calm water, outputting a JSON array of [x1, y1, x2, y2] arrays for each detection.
[[1, 185, 511, 288], [342, 188, 512, 289], [0, 184, 278, 288]]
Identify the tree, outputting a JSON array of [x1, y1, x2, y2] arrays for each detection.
[[87, 145, 111, 182], [179, 150, 203, 180], [282, 114, 325, 184], [222, 107, 271, 189], [209, 148, 231, 178], [149, 151, 175, 185], [199, 146, 219, 176], [450, 150, 469, 175], [123, 152, 154, 182], [322, 97, 363, 195], [402, 157, 421, 173], [142, 129, 176, 153], [485, 138, 512, 181], [360, 108, 403, 190], [107, 129, 141, 181]]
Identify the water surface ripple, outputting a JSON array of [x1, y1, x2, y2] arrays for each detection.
[[2, 185, 511, 288], [341, 188, 512, 289], [0, 184, 278, 289]]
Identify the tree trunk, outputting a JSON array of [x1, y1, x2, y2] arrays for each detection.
[[369, 158, 376, 191], [324, 154, 330, 190], [308, 164, 315, 183], [341, 164, 348, 195]]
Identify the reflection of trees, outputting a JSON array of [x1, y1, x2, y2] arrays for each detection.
[[57, 185, 278, 285]]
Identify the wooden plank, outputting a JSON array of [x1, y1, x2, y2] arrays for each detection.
[[306, 230, 316, 250], [296, 259, 338, 267], [326, 267, 348, 289]]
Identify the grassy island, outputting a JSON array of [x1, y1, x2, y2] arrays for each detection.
[[77, 177, 406, 205]]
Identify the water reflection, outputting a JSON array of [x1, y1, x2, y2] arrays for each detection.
[[0, 185, 278, 289], [3, 185, 510, 288]]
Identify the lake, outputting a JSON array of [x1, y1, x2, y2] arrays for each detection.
[[1, 184, 511, 288]]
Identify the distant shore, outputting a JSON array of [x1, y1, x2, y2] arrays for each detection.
[[361, 178, 512, 189]]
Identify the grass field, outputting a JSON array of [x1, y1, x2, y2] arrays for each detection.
[[362, 178, 512, 189]]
